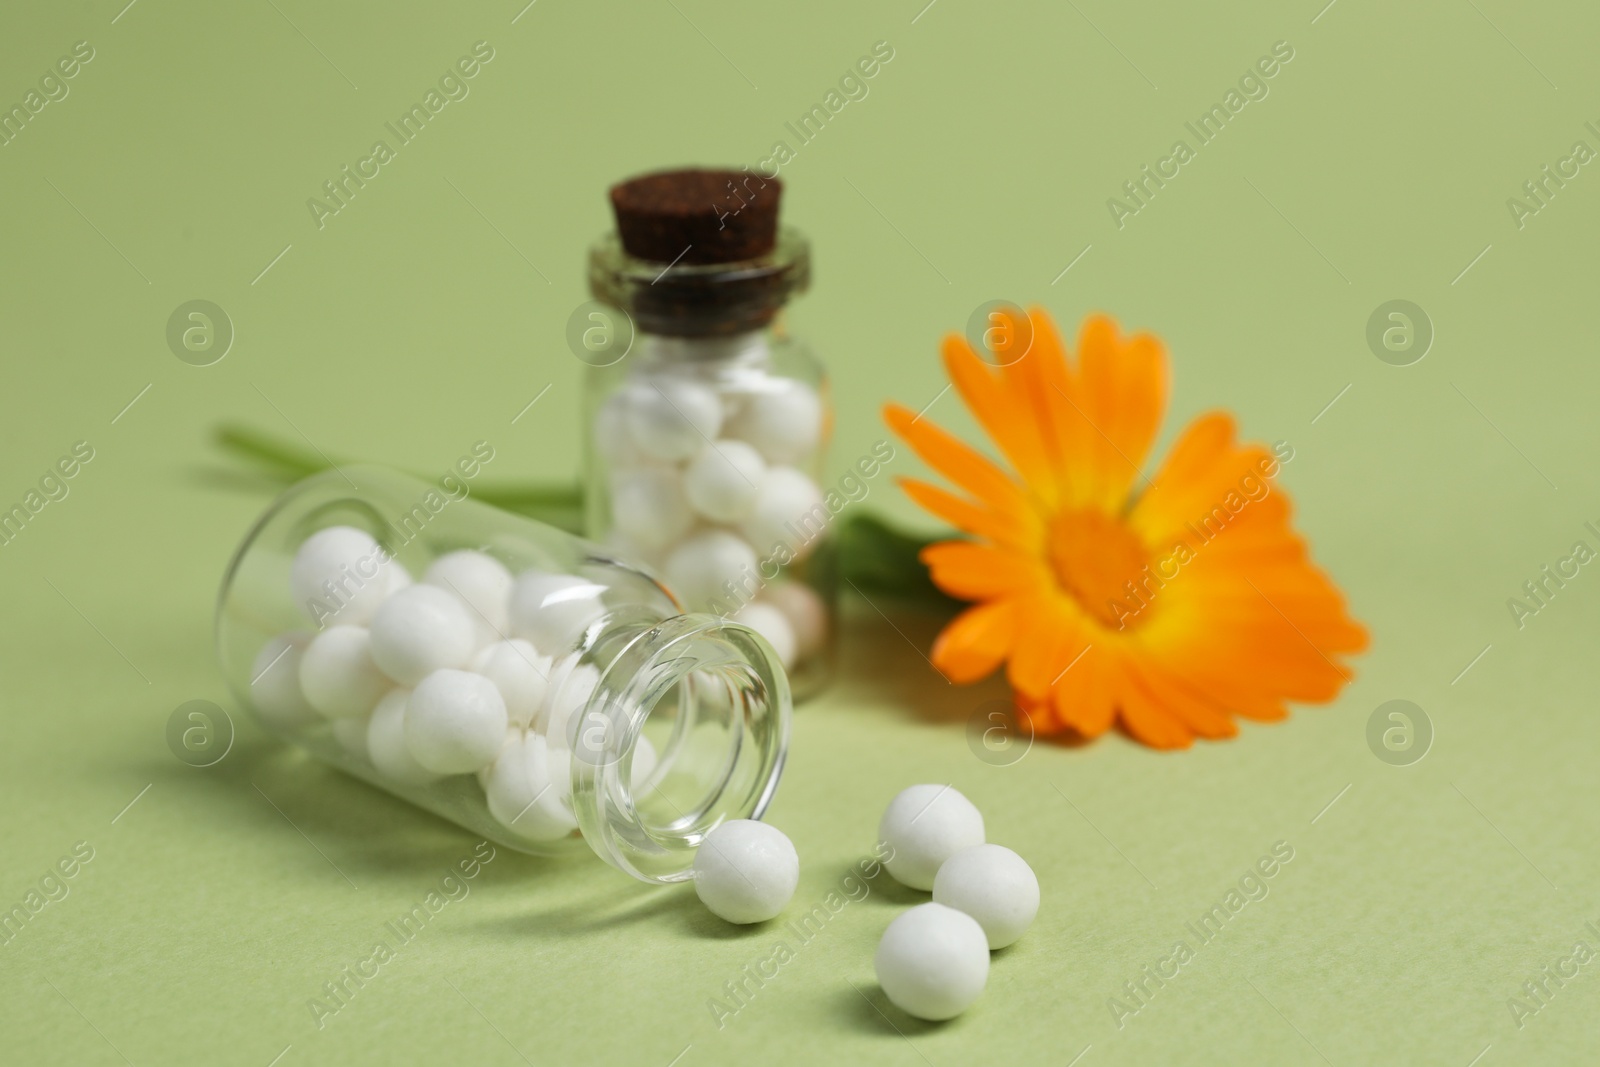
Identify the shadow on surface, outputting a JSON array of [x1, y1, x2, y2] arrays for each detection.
[[125, 729, 565, 890], [835, 592, 1105, 755], [834, 594, 1004, 724], [836, 982, 950, 1039]]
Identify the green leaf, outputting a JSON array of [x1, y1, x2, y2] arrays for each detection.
[[837, 512, 960, 608]]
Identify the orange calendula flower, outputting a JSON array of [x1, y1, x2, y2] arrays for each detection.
[[884, 309, 1367, 749]]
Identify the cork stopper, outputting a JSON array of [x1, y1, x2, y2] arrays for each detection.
[[609, 168, 782, 265]]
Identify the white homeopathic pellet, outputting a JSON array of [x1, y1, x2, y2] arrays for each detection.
[[630, 734, 659, 789], [478, 726, 518, 790], [299, 625, 389, 719], [386, 561, 414, 594], [732, 602, 797, 669], [368, 584, 477, 686], [509, 572, 608, 653], [543, 657, 601, 750], [725, 379, 822, 464], [692, 819, 798, 924], [741, 467, 825, 561], [290, 526, 392, 626], [249, 633, 318, 728], [663, 529, 758, 609], [593, 390, 645, 468], [331, 715, 371, 760], [761, 581, 828, 660], [931, 844, 1040, 949], [424, 549, 514, 645], [684, 440, 767, 523], [604, 734, 661, 810], [610, 466, 695, 553], [874, 903, 990, 1020], [366, 689, 439, 786], [878, 784, 986, 891], [471, 639, 550, 728], [404, 668, 509, 774], [485, 731, 577, 841], [627, 378, 722, 461]]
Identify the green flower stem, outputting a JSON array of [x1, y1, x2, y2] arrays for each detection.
[[212, 423, 957, 607]]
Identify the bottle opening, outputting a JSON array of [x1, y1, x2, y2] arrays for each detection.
[[570, 614, 791, 884]]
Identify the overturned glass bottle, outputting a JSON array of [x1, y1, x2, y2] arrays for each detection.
[[215, 465, 790, 884]]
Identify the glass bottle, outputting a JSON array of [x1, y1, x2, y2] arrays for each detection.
[[214, 465, 790, 885], [583, 170, 835, 697]]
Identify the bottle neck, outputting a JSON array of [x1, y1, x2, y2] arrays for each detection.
[[588, 227, 810, 338], [567, 612, 791, 884], [634, 329, 771, 367]]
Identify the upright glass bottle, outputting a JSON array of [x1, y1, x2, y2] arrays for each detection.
[[583, 168, 835, 697], [215, 465, 790, 885]]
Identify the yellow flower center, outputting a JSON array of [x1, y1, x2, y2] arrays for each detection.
[[1046, 509, 1151, 630]]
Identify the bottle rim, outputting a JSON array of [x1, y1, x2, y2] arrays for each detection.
[[588, 227, 810, 338], [569, 613, 792, 884]]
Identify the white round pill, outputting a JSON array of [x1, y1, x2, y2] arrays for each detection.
[[663, 530, 758, 611], [741, 467, 827, 562], [471, 639, 550, 728], [610, 467, 695, 553], [593, 390, 647, 469], [368, 584, 477, 686], [762, 582, 828, 660], [331, 714, 371, 761], [477, 727, 519, 790], [693, 819, 799, 924], [386, 561, 414, 594], [290, 526, 391, 626], [879, 784, 986, 891], [605, 733, 662, 810], [932, 844, 1040, 949], [684, 440, 767, 523], [627, 378, 722, 461], [874, 903, 990, 1020], [404, 669, 508, 774], [485, 732, 577, 842], [299, 625, 389, 719], [424, 550, 513, 646], [631, 734, 659, 789], [249, 634, 318, 728], [508, 572, 608, 654], [732, 602, 797, 669], [543, 657, 601, 750], [726, 379, 823, 464], [366, 690, 440, 787]]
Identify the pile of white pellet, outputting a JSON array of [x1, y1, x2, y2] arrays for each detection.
[[594, 371, 829, 668], [874, 784, 1039, 1019], [248, 526, 646, 844], [686, 784, 1038, 1021]]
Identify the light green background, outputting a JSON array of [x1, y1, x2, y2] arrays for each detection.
[[3, 0, 1598, 1063]]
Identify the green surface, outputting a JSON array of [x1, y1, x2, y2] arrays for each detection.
[[3, 1, 1599, 1063]]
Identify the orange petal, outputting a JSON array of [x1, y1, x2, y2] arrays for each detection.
[[897, 478, 1040, 553], [1051, 643, 1118, 737], [1007, 309, 1084, 493], [884, 403, 1033, 526], [1130, 413, 1262, 547], [929, 600, 1018, 684], [1006, 600, 1091, 699], [920, 541, 1047, 600], [1076, 315, 1168, 507], [1129, 659, 1238, 740], [1115, 680, 1194, 750], [943, 331, 1058, 505], [1016, 693, 1065, 735]]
